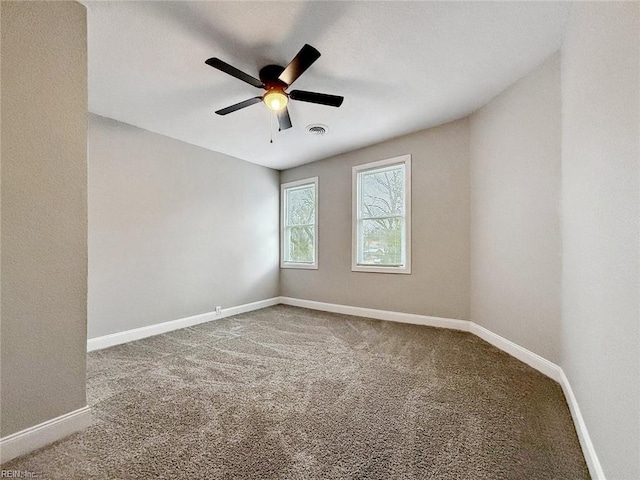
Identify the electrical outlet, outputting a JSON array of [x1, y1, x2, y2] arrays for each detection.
[[215, 306, 222, 315]]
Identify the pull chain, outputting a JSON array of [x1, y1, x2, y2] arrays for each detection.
[[269, 111, 274, 144]]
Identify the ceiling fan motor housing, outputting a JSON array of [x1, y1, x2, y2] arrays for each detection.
[[260, 65, 289, 110], [259, 64, 286, 85]]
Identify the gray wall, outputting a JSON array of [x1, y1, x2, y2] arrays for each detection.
[[280, 120, 470, 320], [561, 3, 639, 479], [88, 114, 280, 338], [469, 55, 562, 363], [1, 1, 88, 436]]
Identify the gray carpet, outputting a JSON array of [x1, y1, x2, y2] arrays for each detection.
[[4, 305, 590, 479]]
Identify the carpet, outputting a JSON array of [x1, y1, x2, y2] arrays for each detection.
[[3, 305, 590, 479]]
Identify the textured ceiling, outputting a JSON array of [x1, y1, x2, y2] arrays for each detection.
[[83, 1, 570, 170]]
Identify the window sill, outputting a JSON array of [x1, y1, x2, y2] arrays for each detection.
[[281, 263, 318, 270], [351, 264, 411, 274]]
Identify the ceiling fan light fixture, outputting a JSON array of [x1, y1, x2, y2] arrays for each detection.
[[263, 90, 288, 111]]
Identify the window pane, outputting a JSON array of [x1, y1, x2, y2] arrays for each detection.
[[352, 156, 410, 273], [286, 185, 315, 226], [359, 218, 403, 265], [287, 226, 315, 263], [360, 165, 404, 219], [282, 179, 317, 266]]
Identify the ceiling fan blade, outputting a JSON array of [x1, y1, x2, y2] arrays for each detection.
[[205, 58, 264, 88], [290, 90, 344, 107], [277, 107, 292, 131], [215, 97, 263, 115], [278, 44, 321, 86]]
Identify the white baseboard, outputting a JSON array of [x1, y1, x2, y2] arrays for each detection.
[[278, 296, 603, 479], [223, 297, 280, 318], [278, 296, 470, 331], [87, 297, 280, 352], [468, 322, 562, 382], [0, 406, 92, 464], [558, 369, 606, 480], [462, 323, 603, 479]]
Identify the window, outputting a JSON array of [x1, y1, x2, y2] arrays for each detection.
[[352, 155, 411, 274], [281, 177, 318, 269]]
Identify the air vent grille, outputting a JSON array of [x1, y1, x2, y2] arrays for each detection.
[[306, 124, 328, 136]]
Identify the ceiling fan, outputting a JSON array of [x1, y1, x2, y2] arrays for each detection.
[[205, 44, 344, 131]]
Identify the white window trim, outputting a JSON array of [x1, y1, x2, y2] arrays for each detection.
[[352, 154, 411, 274], [281, 177, 319, 270]]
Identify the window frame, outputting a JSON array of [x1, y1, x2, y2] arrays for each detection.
[[352, 154, 411, 274], [280, 176, 319, 270]]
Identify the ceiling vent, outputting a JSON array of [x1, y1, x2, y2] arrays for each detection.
[[306, 124, 328, 136]]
